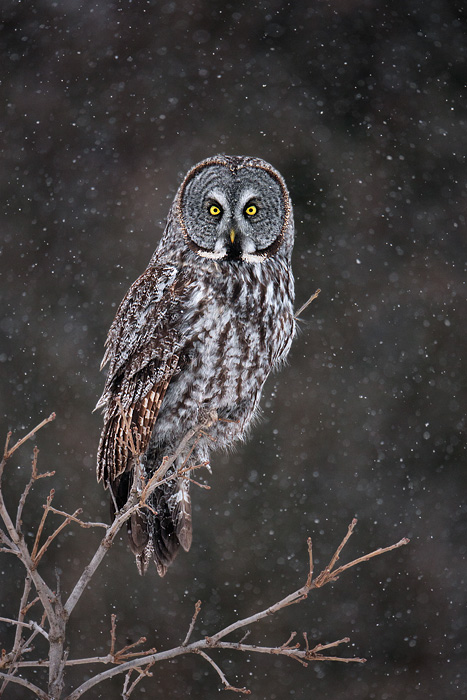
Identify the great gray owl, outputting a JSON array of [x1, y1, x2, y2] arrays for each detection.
[[96, 155, 295, 575]]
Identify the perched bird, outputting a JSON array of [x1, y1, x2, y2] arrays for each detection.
[[96, 155, 296, 575]]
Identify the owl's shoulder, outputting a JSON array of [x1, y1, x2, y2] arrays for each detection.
[[99, 255, 188, 378]]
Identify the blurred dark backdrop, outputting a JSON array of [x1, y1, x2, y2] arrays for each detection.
[[1, 1, 466, 698]]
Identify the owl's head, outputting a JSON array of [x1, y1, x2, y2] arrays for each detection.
[[176, 155, 293, 263]]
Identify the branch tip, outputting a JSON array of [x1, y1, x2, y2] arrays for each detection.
[[3, 412, 56, 460], [294, 288, 321, 319]]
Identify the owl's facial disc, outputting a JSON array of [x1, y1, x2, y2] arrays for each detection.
[[179, 163, 289, 262]]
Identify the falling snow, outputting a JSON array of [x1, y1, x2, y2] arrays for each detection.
[[0, 1, 466, 699]]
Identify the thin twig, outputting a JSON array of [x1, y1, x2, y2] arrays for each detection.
[[4, 413, 56, 460], [182, 600, 202, 646], [33, 508, 86, 566], [0, 617, 49, 641], [114, 637, 157, 664], [122, 662, 154, 699], [0, 477, 57, 626], [110, 614, 117, 659], [211, 640, 365, 664], [47, 506, 107, 529], [197, 649, 251, 694], [0, 671, 50, 699], [13, 575, 32, 656], [238, 630, 251, 645], [16, 446, 52, 532], [294, 288, 321, 319], [0, 617, 31, 629], [21, 595, 41, 616], [2, 431, 12, 464], [0, 527, 17, 551], [329, 538, 411, 580], [310, 637, 350, 654], [20, 610, 48, 662], [306, 537, 313, 587], [31, 490, 55, 562], [187, 476, 211, 490], [108, 614, 157, 665], [326, 518, 356, 569], [66, 524, 408, 698], [280, 631, 298, 649]]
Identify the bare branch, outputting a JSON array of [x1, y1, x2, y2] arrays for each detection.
[[182, 600, 202, 646], [33, 507, 86, 566], [1, 417, 410, 699], [109, 614, 117, 659], [0, 527, 17, 551], [46, 507, 107, 529], [113, 637, 157, 664], [63, 509, 135, 619], [0, 617, 48, 642], [3, 413, 56, 460], [0, 474, 57, 625], [15, 446, 53, 532], [0, 418, 67, 699], [206, 521, 409, 645], [31, 489, 55, 562], [310, 637, 351, 654], [13, 574, 33, 657], [0, 671, 50, 700], [280, 631, 298, 650], [322, 518, 357, 575], [20, 611, 48, 662], [210, 639, 365, 665], [294, 288, 321, 319], [122, 662, 154, 699], [0, 616, 31, 629], [2, 431, 12, 465], [305, 536, 313, 587], [65, 629, 364, 699], [21, 595, 41, 617], [328, 538, 410, 580], [197, 650, 251, 695]]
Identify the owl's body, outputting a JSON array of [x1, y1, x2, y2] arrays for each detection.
[[97, 155, 295, 575]]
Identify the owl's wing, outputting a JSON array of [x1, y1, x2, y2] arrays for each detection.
[[96, 262, 186, 485]]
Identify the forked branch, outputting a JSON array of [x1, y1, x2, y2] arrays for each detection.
[[0, 415, 410, 699], [64, 519, 408, 698]]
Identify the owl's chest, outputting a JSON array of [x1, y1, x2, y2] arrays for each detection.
[[184, 298, 266, 400], [183, 281, 289, 391], [156, 264, 293, 438]]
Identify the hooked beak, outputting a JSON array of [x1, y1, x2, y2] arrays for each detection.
[[225, 227, 242, 261]]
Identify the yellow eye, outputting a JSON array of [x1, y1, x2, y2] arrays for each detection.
[[245, 204, 257, 216], [209, 204, 221, 216]]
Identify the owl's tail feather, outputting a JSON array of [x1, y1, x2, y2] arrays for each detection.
[[171, 478, 193, 552], [110, 473, 151, 574], [149, 478, 192, 576], [110, 472, 192, 576]]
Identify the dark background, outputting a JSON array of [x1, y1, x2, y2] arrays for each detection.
[[1, 1, 466, 698]]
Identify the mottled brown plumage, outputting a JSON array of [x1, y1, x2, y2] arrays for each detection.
[[96, 155, 296, 575]]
